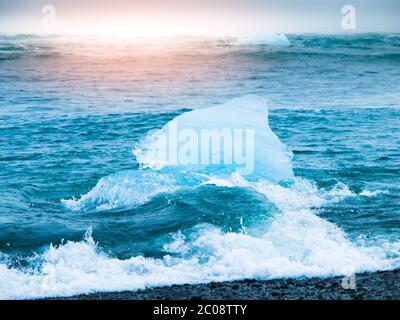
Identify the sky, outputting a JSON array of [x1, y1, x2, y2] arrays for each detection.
[[0, 0, 399, 36]]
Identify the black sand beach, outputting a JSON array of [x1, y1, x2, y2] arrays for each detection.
[[56, 270, 400, 300]]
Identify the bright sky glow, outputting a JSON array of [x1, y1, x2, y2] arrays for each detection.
[[0, 0, 399, 36]]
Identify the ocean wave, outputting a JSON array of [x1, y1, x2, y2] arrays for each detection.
[[5, 95, 398, 299], [61, 170, 181, 212], [2, 176, 399, 299], [235, 32, 290, 46], [1, 33, 399, 63], [0, 35, 59, 61]]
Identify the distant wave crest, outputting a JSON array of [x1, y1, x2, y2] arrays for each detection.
[[236, 32, 290, 46]]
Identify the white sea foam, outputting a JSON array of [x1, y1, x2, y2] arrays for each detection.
[[2, 174, 400, 299], [62, 171, 180, 211], [359, 189, 388, 197], [236, 32, 290, 46], [39, 95, 399, 299]]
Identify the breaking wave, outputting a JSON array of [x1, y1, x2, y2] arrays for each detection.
[[2, 175, 398, 299], [1, 95, 399, 299]]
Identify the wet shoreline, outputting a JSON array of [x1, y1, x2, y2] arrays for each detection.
[[54, 269, 400, 300]]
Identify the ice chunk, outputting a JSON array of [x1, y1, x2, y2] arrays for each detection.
[[237, 32, 290, 46], [135, 95, 294, 183], [65, 95, 294, 211]]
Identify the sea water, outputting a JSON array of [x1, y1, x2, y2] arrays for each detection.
[[0, 33, 399, 299]]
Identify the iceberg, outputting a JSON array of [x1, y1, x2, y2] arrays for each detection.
[[236, 32, 290, 46], [64, 95, 294, 211], [135, 95, 293, 182]]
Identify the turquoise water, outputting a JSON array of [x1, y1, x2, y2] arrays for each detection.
[[0, 34, 400, 298]]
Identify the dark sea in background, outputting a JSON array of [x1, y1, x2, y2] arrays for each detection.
[[0, 33, 399, 299]]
